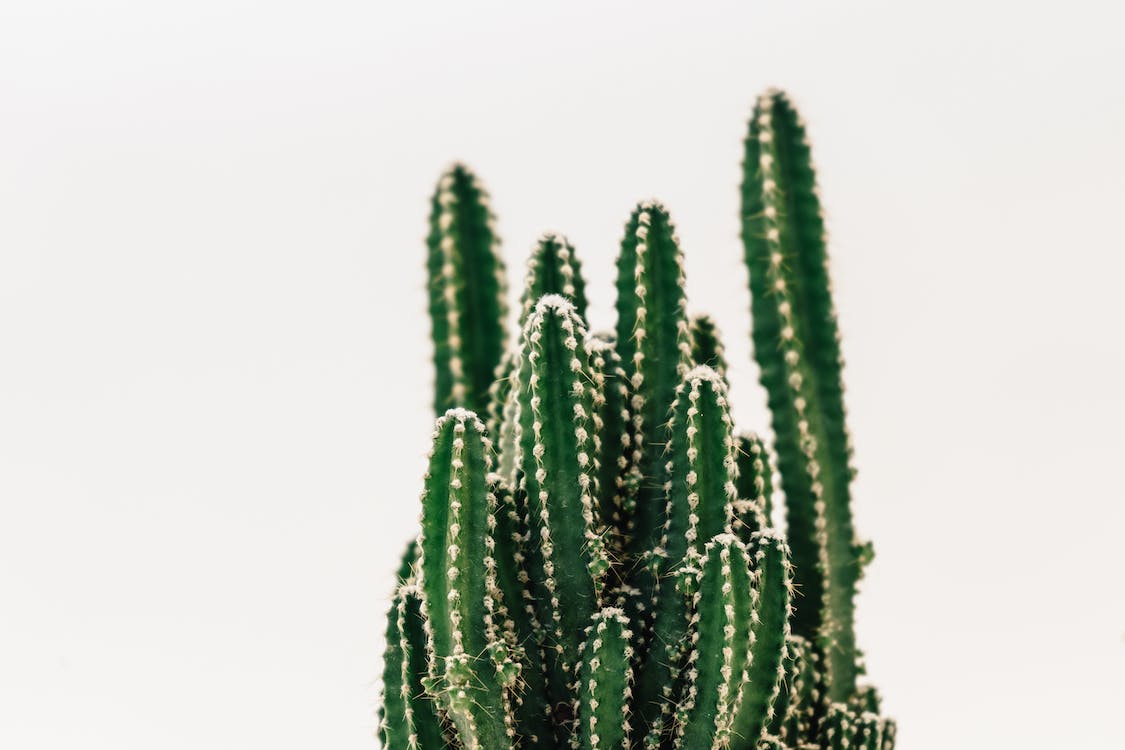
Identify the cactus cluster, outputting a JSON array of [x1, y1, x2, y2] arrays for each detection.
[[379, 88, 894, 750]]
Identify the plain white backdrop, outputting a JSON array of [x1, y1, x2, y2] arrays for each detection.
[[1, 1, 1123, 748]]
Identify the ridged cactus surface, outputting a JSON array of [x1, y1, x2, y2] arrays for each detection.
[[379, 89, 893, 749]]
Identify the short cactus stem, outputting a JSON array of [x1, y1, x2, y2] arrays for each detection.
[[852, 712, 885, 750], [689, 313, 730, 383], [672, 533, 756, 749], [519, 232, 589, 323], [417, 409, 516, 748], [731, 529, 793, 746], [741, 88, 861, 699], [513, 295, 609, 727], [426, 164, 508, 416], [575, 607, 635, 750], [769, 634, 821, 744], [818, 703, 856, 750], [733, 432, 772, 538], [378, 584, 446, 749]]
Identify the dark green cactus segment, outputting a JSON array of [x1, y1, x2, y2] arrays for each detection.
[[673, 534, 756, 750], [486, 349, 517, 446], [741, 88, 860, 698], [395, 537, 419, 585], [427, 164, 508, 416], [378, 584, 446, 750], [849, 685, 881, 716], [514, 294, 610, 724], [731, 530, 793, 746], [586, 333, 632, 553], [636, 364, 737, 737], [689, 314, 729, 383], [852, 713, 884, 750], [575, 608, 635, 750], [519, 232, 589, 323], [769, 634, 820, 744], [880, 719, 897, 750], [492, 481, 554, 748], [734, 432, 772, 538], [818, 704, 856, 750], [756, 737, 785, 750], [614, 201, 691, 566], [417, 408, 515, 748]]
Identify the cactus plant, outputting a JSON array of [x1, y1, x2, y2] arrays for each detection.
[[379, 88, 893, 749]]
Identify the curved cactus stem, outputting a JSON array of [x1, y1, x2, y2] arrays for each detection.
[[638, 364, 737, 741], [741, 88, 861, 699], [492, 480, 554, 747], [733, 433, 772, 538], [614, 201, 691, 596], [417, 408, 516, 748], [818, 703, 856, 750], [586, 332, 632, 560], [575, 607, 635, 750], [427, 164, 508, 416], [513, 294, 609, 732], [672, 534, 755, 750], [519, 232, 589, 323], [688, 314, 730, 384], [730, 529, 792, 748], [378, 584, 446, 750]]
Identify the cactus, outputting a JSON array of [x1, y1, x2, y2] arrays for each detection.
[[379, 87, 893, 749]]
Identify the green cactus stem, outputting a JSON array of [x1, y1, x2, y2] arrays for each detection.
[[417, 408, 517, 748], [733, 432, 772, 538], [689, 314, 729, 382], [378, 583, 447, 750], [818, 704, 856, 750], [614, 201, 691, 573], [740, 88, 862, 699], [769, 634, 821, 744], [586, 333, 632, 557], [513, 294, 610, 728], [637, 364, 737, 741], [731, 529, 793, 747], [519, 232, 589, 323], [672, 533, 756, 749], [575, 607, 635, 750], [427, 164, 508, 416]]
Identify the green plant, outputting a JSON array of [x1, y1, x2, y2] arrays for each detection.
[[379, 87, 894, 750]]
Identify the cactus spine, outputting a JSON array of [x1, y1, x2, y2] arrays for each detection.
[[380, 88, 893, 750]]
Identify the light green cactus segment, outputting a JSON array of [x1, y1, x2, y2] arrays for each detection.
[[575, 607, 635, 750], [733, 433, 772, 538], [514, 294, 610, 724], [818, 704, 856, 750], [637, 364, 737, 738], [672, 534, 755, 750], [519, 232, 589, 323], [378, 584, 446, 750], [586, 333, 632, 554], [768, 634, 820, 744], [614, 201, 691, 572], [689, 314, 729, 383], [492, 480, 554, 748], [417, 408, 516, 748], [880, 719, 897, 750], [740, 88, 860, 698], [427, 163, 509, 416], [731, 530, 792, 748]]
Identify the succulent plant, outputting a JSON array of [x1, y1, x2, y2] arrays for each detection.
[[378, 87, 894, 749]]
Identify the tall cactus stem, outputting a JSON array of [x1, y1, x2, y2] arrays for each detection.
[[575, 607, 635, 750], [513, 294, 610, 728], [417, 408, 517, 748], [427, 164, 508, 415], [614, 202, 692, 577], [741, 88, 860, 698]]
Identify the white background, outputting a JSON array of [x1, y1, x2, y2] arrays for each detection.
[[2, 2, 1123, 748]]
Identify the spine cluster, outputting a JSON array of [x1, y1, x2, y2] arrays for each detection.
[[379, 88, 893, 749]]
